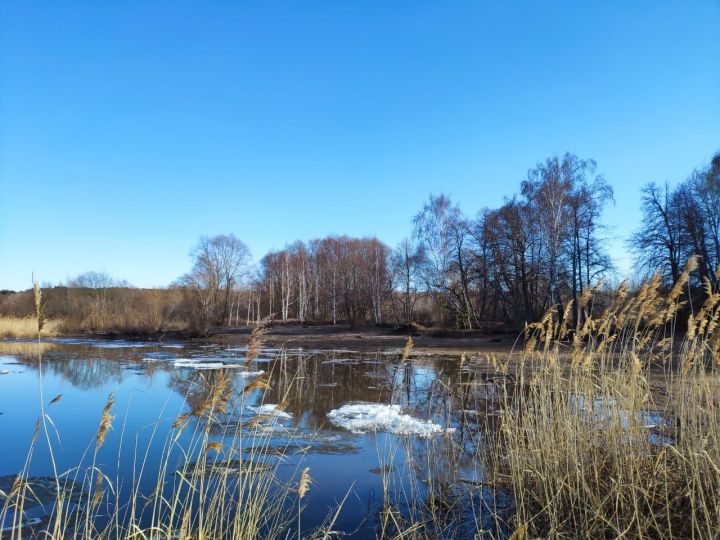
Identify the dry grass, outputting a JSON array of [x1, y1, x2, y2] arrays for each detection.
[[0, 341, 57, 355], [368, 261, 720, 539], [485, 259, 720, 538], [0, 316, 62, 338]]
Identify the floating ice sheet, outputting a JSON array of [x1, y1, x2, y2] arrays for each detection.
[[91, 340, 160, 349], [327, 402, 452, 437], [247, 404, 293, 419], [321, 359, 362, 365], [142, 352, 176, 360], [172, 359, 264, 374], [27, 338, 185, 349]]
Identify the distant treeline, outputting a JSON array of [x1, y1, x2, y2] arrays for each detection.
[[2, 151, 718, 335], [0, 279, 187, 335]]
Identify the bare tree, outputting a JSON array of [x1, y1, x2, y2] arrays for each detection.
[[631, 182, 683, 286], [521, 153, 606, 325], [632, 152, 720, 291], [180, 234, 251, 333], [390, 237, 423, 325], [413, 194, 476, 328], [481, 199, 542, 324], [567, 176, 614, 325], [254, 236, 391, 326]]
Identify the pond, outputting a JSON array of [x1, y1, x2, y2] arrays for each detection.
[[0, 338, 514, 539]]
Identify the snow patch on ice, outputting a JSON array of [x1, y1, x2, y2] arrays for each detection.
[[247, 404, 292, 419], [327, 402, 452, 437]]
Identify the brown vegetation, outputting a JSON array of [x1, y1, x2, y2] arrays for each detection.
[[0, 317, 62, 338]]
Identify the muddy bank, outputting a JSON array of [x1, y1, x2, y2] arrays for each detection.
[[211, 324, 521, 355]]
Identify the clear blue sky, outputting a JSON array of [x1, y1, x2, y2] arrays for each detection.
[[1, 1, 718, 291]]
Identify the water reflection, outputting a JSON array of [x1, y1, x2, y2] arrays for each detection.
[[1, 339, 520, 538]]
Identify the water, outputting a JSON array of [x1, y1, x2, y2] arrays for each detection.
[[0, 339, 510, 538]]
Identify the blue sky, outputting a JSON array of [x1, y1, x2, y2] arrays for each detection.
[[1, 1, 718, 291]]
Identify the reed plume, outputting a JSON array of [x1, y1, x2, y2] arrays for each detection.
[[96, 394, 115, 450], [243, 375, 271, 394], [298, 467, 312, 499], [92, 471, 105, 507], [246, 315, 273, 367], [33, 279, 45, 334], [402, 336, 414, 361], [204, 441, 223, 454]]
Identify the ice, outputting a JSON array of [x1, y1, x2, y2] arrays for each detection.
[[142, 352, 176, 360], [247, 404, 293, 419], [42, 337, 97, 345], [322, 359, 361, 365], [327, 402, 452, 437], [189, 355, 239, 362], [1, 516, 42, 533], [172, 359, 264, 375], [91, 340, 157, 349], [143, 356, 264, 375], [224, 346, 281, 353], [571, 395, 666, 430]]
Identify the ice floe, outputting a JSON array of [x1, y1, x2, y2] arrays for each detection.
[[247, 404, 293, 419], [321, 359, 362, 365], [327, 402, 452, 437], [29, 338, 185, 349], [142, 352, 177, 360], [171, 359, 264, 375], [91, 340, 160, 349]]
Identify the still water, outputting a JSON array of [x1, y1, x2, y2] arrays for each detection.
[[0, 338, 511, 538]]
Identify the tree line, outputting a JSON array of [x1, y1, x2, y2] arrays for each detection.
[[240, 152, 612, 331], [2, 151, 717, 335]]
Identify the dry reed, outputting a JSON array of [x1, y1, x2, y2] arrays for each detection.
[[488, 260, 720, 538], [0, 317, 62, 338], [245, 314, 273, 367]]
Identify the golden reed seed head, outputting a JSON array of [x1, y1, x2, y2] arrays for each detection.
[[96, 394, 115, 450], [298, 467, 312, 499], [246, 314, 273, 367], [205, 441, 223, 454], [402, 336, 414, 361]]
